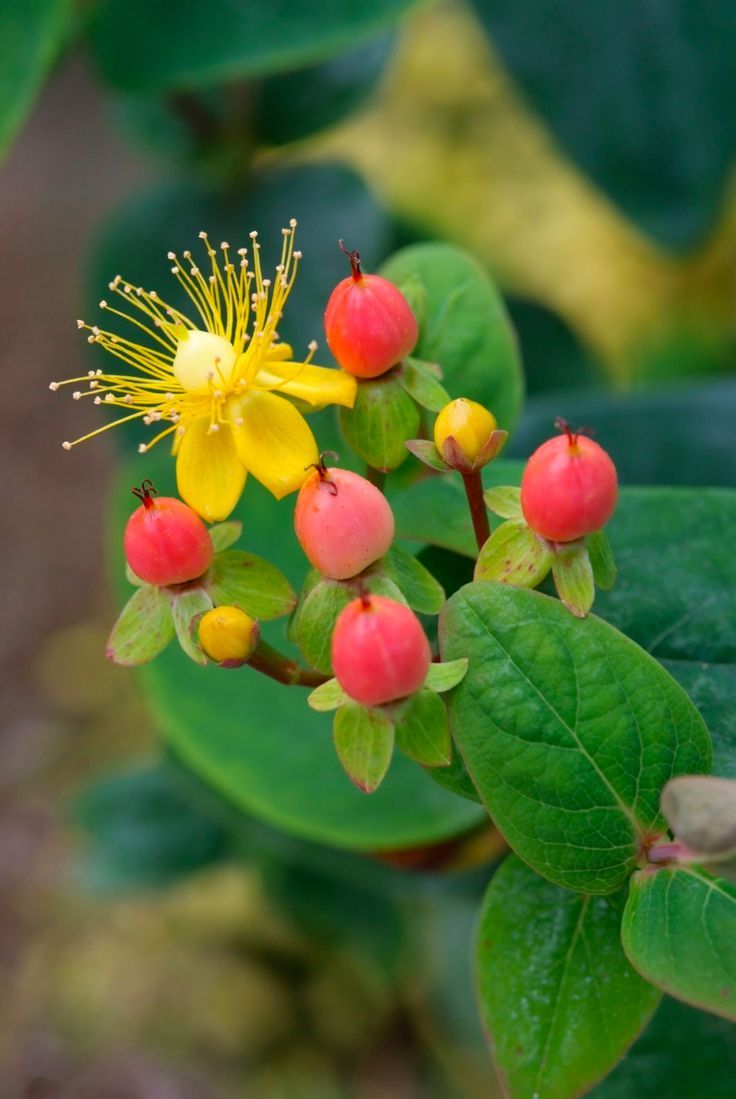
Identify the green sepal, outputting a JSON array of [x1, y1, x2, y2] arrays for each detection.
[[339, 369, 420, 471], [398, 356, 450, 412], [205, 549, 296, 620], [404, 438, 450, 472], [383, 544, 445, 614], [209, 520, 242, 553], [106, 584, 175, 666], [333, 703, 395, 793], [483, 484, 522, 520], [474, 520, 553, 587], [125, 561, 144, 586], [287, 567, 321, 643], [170, 585, 214, 665], [587, 528, 617, 590], [424, 658, 468, 693], [392, 689, 451, 767], [296, 577, 353, 674], [622, 865, 736, 1021], [307, 678, 348, 713], [552, 541, 595, 617], [661, 775, 736, 880]]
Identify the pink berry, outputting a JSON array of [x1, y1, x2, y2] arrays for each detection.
[[124, 480, 213, 586], [324, 243, 418, 379], [294, 466, 395, 580], [332, 594, 431, 706], [520, 423, 618, 543]]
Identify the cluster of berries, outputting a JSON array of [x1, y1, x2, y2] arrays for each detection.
[[121, 249, 618, 708]]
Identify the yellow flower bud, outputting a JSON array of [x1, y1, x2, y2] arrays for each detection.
[[199, 606, 258, 665], [434, 398, 497, 465]]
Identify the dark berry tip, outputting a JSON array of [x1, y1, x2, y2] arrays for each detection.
[[338, 239, 362, 280], [131, 478, 158, 508]]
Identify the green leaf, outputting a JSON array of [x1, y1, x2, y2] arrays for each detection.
[[483, 484, 521, 520], [384, 544, 445, 615], [380, 243, 524, 431], [474, 520, 553, 587], [0, 0, 68, 160], [471, 0, 736, 249], [72, 762, 229, 893], [551, 541, 595, 618], [424, 658, 468, 693], [590, 996, 736, 1099], [87, 0, 419, 92], [426, 743, 481, 803], [393, 689, 451, 767], [209, 521, 242, 553], [333, 703, 395, 793], [106, 585, 175, 666], [170, 586, 213, 665], [440, 582, 712, 893], [622, 866, 736, 1021], [587, 529, 617, 591], [339, 370, 420, 471], [206, 549, 296, 621], [661, 776, 736, 880], [111, 454, 485, 852], [399, 357, 451, 412], [477, 855, 661, 1099], [307, 678, 347, 713], [295, 577, 352, 674], [125, 561, 143, 586]]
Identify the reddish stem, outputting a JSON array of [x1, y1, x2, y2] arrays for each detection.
[[248, 639, 328, 688], [462, 471, 490, 552], [338, 239, 362, 280]]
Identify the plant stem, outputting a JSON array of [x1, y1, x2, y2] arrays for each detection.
[[364, 464, 386, 492], [462, 471, 490, 552], [249, 640, 329, 688]]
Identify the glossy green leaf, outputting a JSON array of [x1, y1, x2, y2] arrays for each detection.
[[472, 0, 736, 248], [333, 703, 395, 793], [477, 855, 661, 1099], [483, 484, 522, 520], [72, 762, 229, 893], [474, 520, 553, 587], [170, 586, 213, 665], [209, 520, 242, 553], [111, 454, 485, 852], [339, 370, 420, 471], [551, 541, 595, 618], [206, 549, 296, 621], [393, 689, 451, 767], [590, 995, 736, 1099], [307, 678, 348, 713], [424, 658, 468, 693], [399, 357, 451, 412], [0, 0, 68, 160], [380, 243, 524, 430], [106, 584, 174, 667], [87, 0, 419, 92], [441, 582, 712, 893], [384, 544, 445, 615], [623, 866, 736, 1020]]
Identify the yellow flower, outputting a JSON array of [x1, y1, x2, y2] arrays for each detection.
[[52, 221, 357, 521]]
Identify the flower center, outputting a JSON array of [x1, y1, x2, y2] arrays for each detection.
[[173, 330, 237, 395]]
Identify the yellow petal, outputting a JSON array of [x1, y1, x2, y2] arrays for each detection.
[[228, 391, 318, 500], [254, 360, 357, 409], [176, 417, 247, 522]]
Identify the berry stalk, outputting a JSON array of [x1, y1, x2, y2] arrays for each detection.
[[248, 639, 329, 688], [462, 470, 491, 552]]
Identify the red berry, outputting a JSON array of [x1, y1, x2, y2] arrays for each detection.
[[332, 595, 431, 706], [324, 244, 418, 378], [124, 480, 213, 586], [294, 466, 394, 580], [520, 426, 618, 543]]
